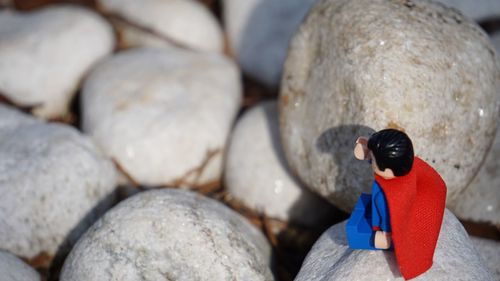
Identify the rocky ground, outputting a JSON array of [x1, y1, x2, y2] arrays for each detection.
[[0, 0, 499, 280]]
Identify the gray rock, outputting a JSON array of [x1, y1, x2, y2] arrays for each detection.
[[98, 0, 223, 52], [81, 47, 241, 187], [225, 101, 334, 226], [223, 0, 317, 87], [295, 210, 494, 281], [452, 116, 500, 225], [280, 0, 499, 211], [471, 237, 500, 280], [0, 104, 117, 261], [0, 5, 114, 119], [0, 250, 40, 281], [60, 189, 274, 281]]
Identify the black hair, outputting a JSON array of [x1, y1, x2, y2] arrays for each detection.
[[367, 129, 414, 176]]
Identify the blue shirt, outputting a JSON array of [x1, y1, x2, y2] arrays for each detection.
[[371, 181, 391, 232]]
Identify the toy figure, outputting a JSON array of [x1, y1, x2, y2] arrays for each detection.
[[346, 129, 447, 280]]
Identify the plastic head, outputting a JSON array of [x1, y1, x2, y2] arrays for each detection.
[[367, 129, 414, 177]]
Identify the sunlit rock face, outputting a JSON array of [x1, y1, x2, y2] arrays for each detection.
[[280, 0, 499, 211]]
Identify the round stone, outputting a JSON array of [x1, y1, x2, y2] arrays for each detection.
[[0, 104, 118, 261], [225, 101, 334, 226], [60, 189, 274, 281], [223, 0, 316, 87], [435, 0, 500, 21], [470, 237, 500, 280], [81, 47, 241, 187], [295, 210, 494, 281], [0, 250, 40, 281], [0, 5, 114, 119], [98, 0, 223, 52], [280, 0, 499, 211]]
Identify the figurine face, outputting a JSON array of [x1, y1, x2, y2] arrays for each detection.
[[354, 137, 396, 179]]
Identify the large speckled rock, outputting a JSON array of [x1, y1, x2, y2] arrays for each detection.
[[82, 48, 241, 187], [0, 104, 117, 261], [223, 0, 316, 87], [295, 210, 494, 281], [0, 5, 114, 119], [471, 237, 500, 280], [98, 0, 223, 52], [0, 250, 40, 281], [60, 189, 274, 281], [225, 101, 334, 226], [435, 0, 500, 21], [280, 0, 499, 211]]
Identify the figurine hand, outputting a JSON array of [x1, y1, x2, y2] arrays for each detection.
[[374, 231, 392, 249], [354, 137, 369, 160]]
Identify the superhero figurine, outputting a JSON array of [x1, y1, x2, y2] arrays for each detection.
[[346, 129, 447, 280]]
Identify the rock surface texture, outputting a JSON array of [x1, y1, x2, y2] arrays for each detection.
[[60, 189, 274, 281], [295, 210, 494, 281], [471, 237, 500, 280], [0, 104, 117, 260], [223, 0, 317, 87], [452, 116, 500, 225], [98, 0, 223, 52], [225, 101, 334, 226], [280, 0, 499, 211], [0, 250, 40, 281], [0, 5, 114, 119], [81, 47, 241, 187]]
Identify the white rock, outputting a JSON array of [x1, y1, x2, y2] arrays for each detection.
[[471, 237, 500, 280], [0, 250, 40, 281], [0, 5, 114, 119], [60, 189, 274, 281], [295, 210, 494, 281], [81, 48, 241, 187], [452, 116, 500, 225], [280, 0, 499, 211], [0, 104, 118, 260], [435, 0, 500, 21], [225, 101, 334, 226], [223, 0, 317, 87], [98, 0, 223, 52]]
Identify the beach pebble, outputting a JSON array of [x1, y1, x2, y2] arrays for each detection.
[[435, 0, 500, 21], [0, 5, 114, 119], [225, 101, 334, 226], [471, 237, 500, 280], [452, 116, 500, 225], [0, 250, 40, 281], [98, 0, 223, 52], [280, 0, 499, 211], [81, 48, 241, 187], [223, 0, 316, 87], [60, 189, 274, 281], [295, 210, 494, 281], [0, 104, 117, 261]]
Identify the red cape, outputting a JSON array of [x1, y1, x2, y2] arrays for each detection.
[[375, 157, 446, 280]]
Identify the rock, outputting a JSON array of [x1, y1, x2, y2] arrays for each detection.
[[98, 0, 223, 52], [0, 250, 40, 281], [471, 237, 500, 280], [223, 0, 317, 87], [295, 210, 494, 281], [81, 47, 241, 187], [225, 101, 334, 226], [435, 0, 500, 21], [0, 5, 114, 119], [0, 104, 117, 261], [280, 0, 499, 211], [60, 189, 274, 281], [452, 116, 500, 225]]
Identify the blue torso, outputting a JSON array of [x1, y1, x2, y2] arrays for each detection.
[[371, 181, 391, 232]]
